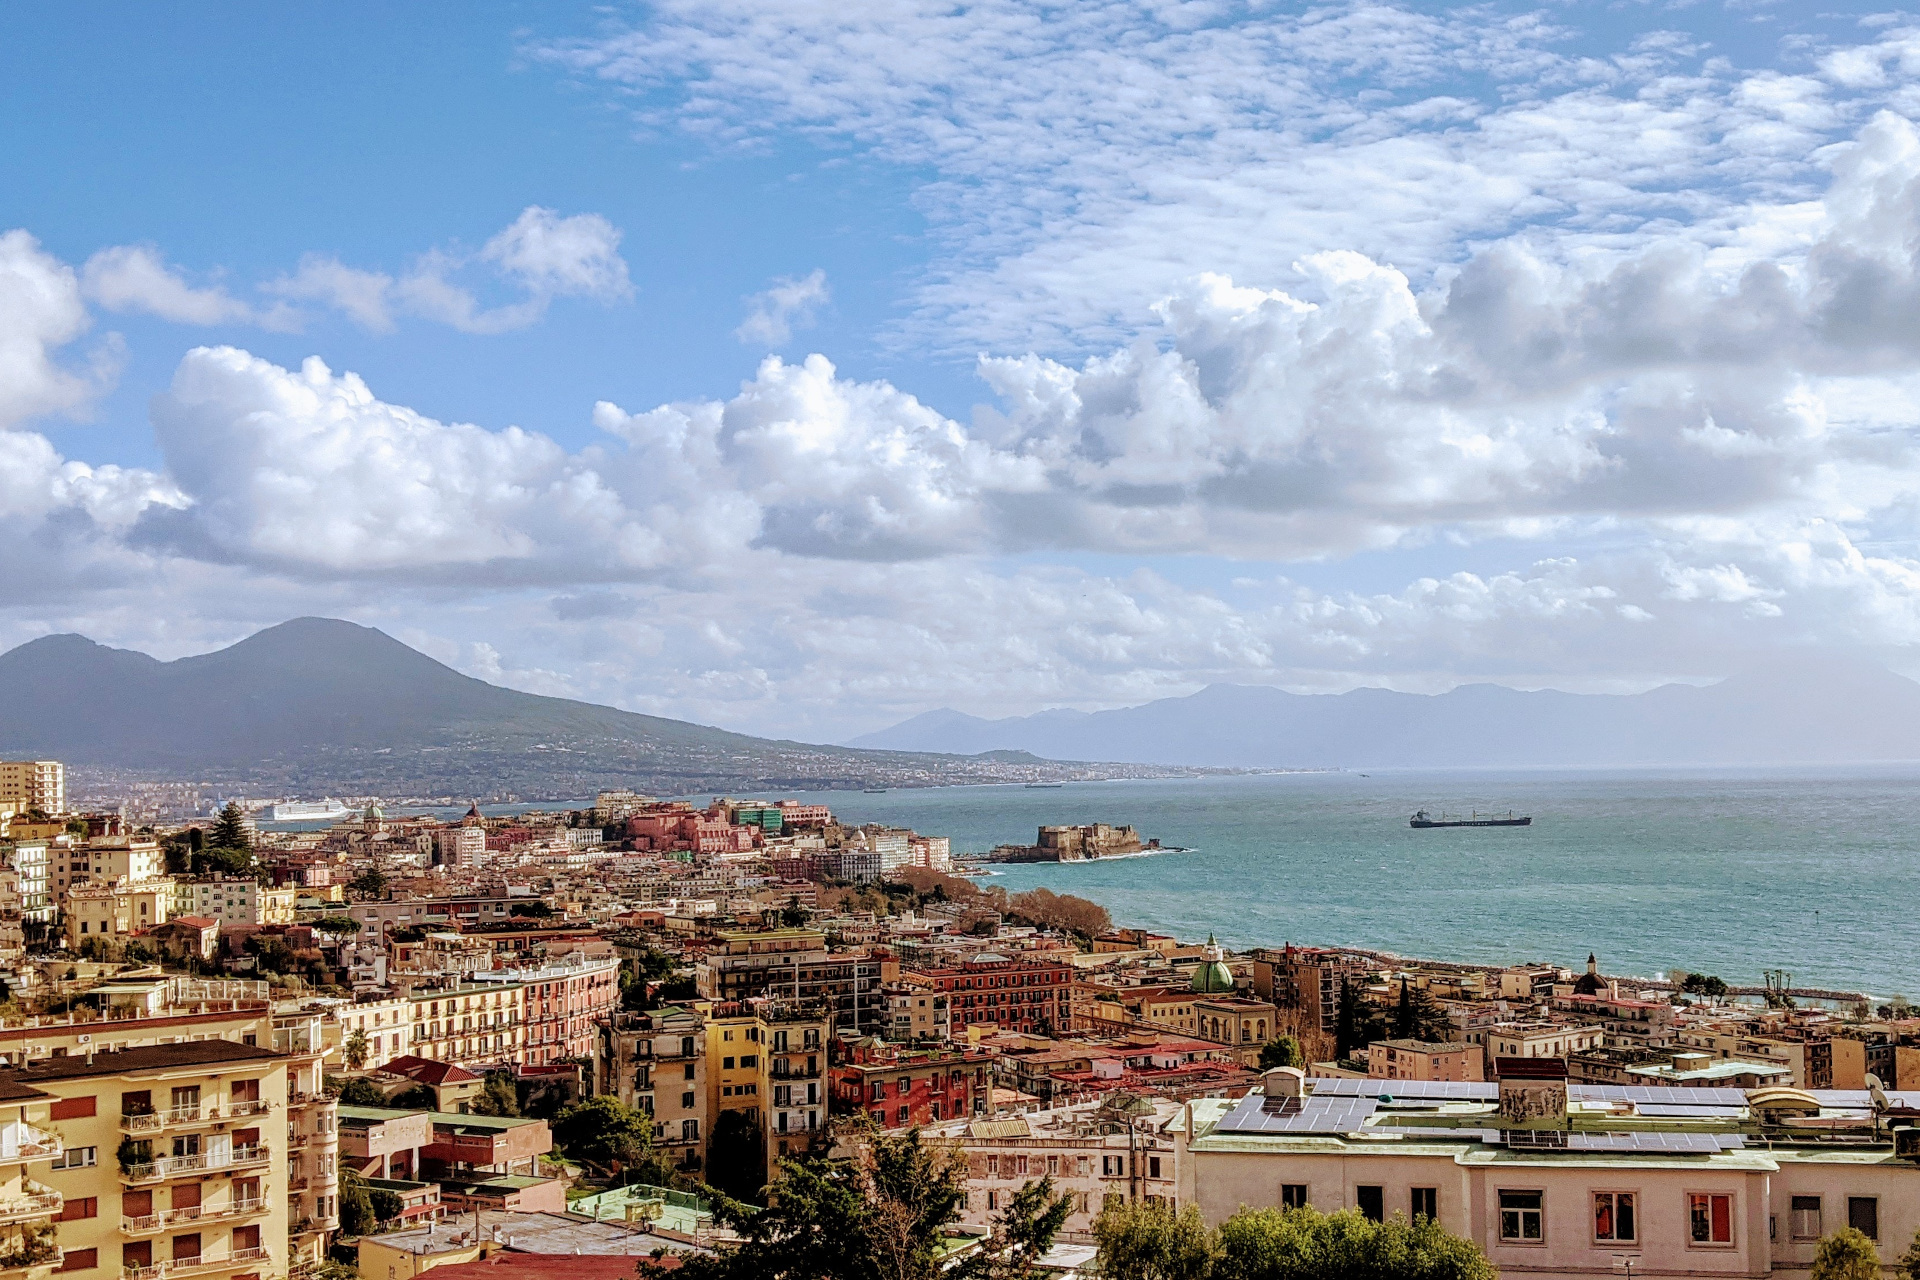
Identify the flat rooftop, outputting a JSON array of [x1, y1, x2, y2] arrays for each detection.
[[5, 1040, 282, 1081]]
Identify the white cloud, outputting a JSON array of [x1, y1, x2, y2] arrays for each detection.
[[735, 269, 829, 346], [264, 255, 397, 332], [481, 206, 632, 301], [0, 230, 112, 431], [80, 245, 263, 328]]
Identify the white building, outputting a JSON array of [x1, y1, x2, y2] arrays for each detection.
[[174, 875, 297, 927]]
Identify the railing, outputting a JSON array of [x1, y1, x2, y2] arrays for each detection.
[[122, 1105, 220, 1134], [122, 1247, 272, 1280], [0, 1192, 62, 1225], [11, 1126, 63, 1160], [123, 1146, 267, 1182], [227, 1100, 272, 1118], [123, 1198, 269, 1233]]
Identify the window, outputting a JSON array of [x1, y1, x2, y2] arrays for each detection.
[[682, 1092, 695, 1109], [1847, 1197, 1878, 1242], [723, 1057, 735, 1070], [1148, 1156, 1161, 1179], [1356, 1186, 1384, 1222], [895, 1106, 909, 1124], [59, 1197, 97, 1221], [1103, 1155, 1125, 1177], [1281, 1185, 1309, 1210], [1689, 1194, 1733, 1246], [50, 1096, 96, 1121], [1412, 1188, 1438, 1221], [54, 1248, 97, 1273], [52, 1146, 97, 1170], [1500, 1191, 1544, 1242], [1594, 1192, 1635, 1243], [1790, 1196, 1821, 1241]]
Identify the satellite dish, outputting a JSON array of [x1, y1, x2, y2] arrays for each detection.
[[1867, 1074, 1890, 1113]]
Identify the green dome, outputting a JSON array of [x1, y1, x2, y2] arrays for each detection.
[[1190, 935, 1236, 994]]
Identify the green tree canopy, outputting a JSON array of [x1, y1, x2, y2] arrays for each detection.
[[552, 1094, 655, 1172], [338, 1169, 376, 1236], [1095, 1201, 1219, 1280], [334, 1077, 386, 1107], [1258, 1037, 1303, 1070], [348, 868, 388, 901], [471, 1071, 521, 1118], [1813, 1229, 1883, 1280], [343, 1028, 370, 1070], [667, 1122, 1067, 1280], [208, 801, 251, 851], [1094, 1202, 1495, 1280]]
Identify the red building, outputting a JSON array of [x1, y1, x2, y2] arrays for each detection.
[[902, 953, 1072, 1035], [831, 1038, 991, 1127], [626, 807, 758, 854]]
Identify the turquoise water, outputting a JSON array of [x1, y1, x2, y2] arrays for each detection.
[[794, 769, 1920, 998]]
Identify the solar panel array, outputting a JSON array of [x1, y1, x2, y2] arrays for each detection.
[[1634, 1103, 1747, 1119], [1561, 1132, 1737, 1153], [1217, 1094, 1378, 1135]]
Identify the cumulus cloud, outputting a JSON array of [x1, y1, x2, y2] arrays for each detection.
[[735, 269, 829, 346], [481, 206, 632, 301], [0, 230, 113, 431]]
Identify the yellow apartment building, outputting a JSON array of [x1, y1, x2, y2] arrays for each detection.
[[701, 1000, 831, 1190], [7, 1041, 296, 1280], [406, 985, 525, 1068], [0, 763, 65, 817]]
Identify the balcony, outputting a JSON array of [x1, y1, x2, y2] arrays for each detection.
[[0, 1193, 62, 1226], [122, 1146, 268, 1183], [6, 1126, 63, 1162], [122, 1247, 272, 1280], [122, 1198, 269, 1234], [121, 1105, 239, 1135], [226, 1101, 272, 1119]]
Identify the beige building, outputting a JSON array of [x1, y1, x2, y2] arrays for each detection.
[[80, 839, 164, 886], [1367, 1038, 1484, 1082], [0, 762, 65, 817], [172, 880, 296, 929], [334, 997, 416, 1068], [1488, 1021, 1605, 1063], [594, 1006, 707, 1175], [1179, 1069, 1920, 1280], [406, 984, 526, 1068], [7, 1040, 309, 1280], [933, 1094, 1182, 1236], [65, 880, 175, 951]]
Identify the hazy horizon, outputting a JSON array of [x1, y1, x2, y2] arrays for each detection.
[[10, 3, 1920, 743]]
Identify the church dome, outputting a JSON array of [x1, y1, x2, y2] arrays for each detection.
[[1190, 935, 1236, 994]]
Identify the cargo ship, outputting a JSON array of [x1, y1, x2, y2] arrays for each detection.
[[1410, 809, 1531, 828]]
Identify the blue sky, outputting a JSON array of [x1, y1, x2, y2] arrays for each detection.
[[9, 1, 1920, 741]]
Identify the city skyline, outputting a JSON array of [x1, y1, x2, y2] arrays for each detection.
[[11, 3, 1920, 742]]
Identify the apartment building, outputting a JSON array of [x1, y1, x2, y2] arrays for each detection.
[[3, 842, 52, 925], [900, 954, 1071, 1036], [1366, 1039, 1484, 1082], [703, 1000, 832, 1185], [64, 881, 175, 951], [333, 997, 415, 1068], [171, 881, 296, 930], [0, 980, 274, 1069], [405, 985, 526, 1069], [593, 1007, 707, 1174], [0, 1075, 65, 1275], [0, 762, 65, 817], [9, 1041, 295, 1280], [830, 1038, 989, 1129], [1488, 1021, 1605, 1063], [1250, 945, 1369, 1034], [696, 930, 883, 1035], [469, 955, 618, 1065], [1179, 1068, 1920, 1280]]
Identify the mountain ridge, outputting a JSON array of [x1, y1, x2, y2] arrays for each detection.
[[0, 618, 1176, 796], [845, 656, 1920, 768]]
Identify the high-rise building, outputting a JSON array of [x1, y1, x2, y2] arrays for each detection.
[[0, 761, 64, 817], [593, 1006, 707, 1176]]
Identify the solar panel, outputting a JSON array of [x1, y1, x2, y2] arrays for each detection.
[[1527, 1131, 1733, 1153], [1310, 1079, 1495, 1101], [1216, 1094, 1379, 1135], [1634, 1104, 1746, 1118], [1569, 1085, 1748, 1107]]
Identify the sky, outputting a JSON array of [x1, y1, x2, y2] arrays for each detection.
[[13, 2, 1920, 743]]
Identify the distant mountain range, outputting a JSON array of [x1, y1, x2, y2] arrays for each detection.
[[0, 618, 1183, 798], [847, 655, 1920, 768]]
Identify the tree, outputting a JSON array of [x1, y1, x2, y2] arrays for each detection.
[[988, 1176, 1075, 1278], [1257, 1037, 1303, 1070], [1004, 888, 1112, 940], [311, 917, 363, 938], [1213, 1205, 1493, 1280], [391, 1085, 436, 1109], [1813, 1229, 1884, 1280], [471, 1071, 521, 1118], [1093, 1200, 1219, 1280], [338, 1170, 376, 1236], [344, 1029, 370, 1070], [509, 901, 554, 918], [706, 1108, 767, 1203], [334, 1077, 386, 1107], [1900, 1227, 1920, 1280], [552, 1094, 653, 1173], [348, 868, 388, 901], [208, 801, 251, 852], [780, 896, 810, 929]]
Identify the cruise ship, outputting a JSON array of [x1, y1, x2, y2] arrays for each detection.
[[269, 798, 351, 822]]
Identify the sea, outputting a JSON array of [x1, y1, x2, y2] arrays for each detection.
[[340, 767, 1920, 999], [790, 768, 1920, 1000]]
